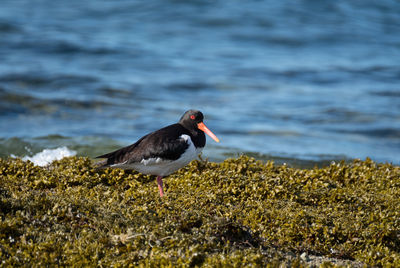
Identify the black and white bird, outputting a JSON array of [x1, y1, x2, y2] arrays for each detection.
[[95, 110, 219, 197]]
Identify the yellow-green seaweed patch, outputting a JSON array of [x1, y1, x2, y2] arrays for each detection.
[[0, 156, 399, 266]]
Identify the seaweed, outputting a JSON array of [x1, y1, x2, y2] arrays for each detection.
[[0, 156, 399, 266]]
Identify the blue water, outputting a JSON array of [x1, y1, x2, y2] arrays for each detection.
[[1, 0, 400, 166]]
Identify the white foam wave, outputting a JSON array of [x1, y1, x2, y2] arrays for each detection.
[[20, 146, 77, 166]]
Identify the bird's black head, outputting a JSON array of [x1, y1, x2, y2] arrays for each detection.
[[179, 110, 219, 143], [179, 110, 204, 127]]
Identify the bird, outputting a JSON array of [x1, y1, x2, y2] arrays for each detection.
[[95, 110, 220, 197]]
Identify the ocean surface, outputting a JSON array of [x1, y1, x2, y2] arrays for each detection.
[[1, 0, 399, 167]]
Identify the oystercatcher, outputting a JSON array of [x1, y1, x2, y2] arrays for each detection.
[[95, 110, 219, 197]]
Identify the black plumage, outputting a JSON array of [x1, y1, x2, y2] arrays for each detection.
[[95, 110, 219, 197]]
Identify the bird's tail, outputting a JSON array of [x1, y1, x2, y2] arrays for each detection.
[[93, 159, 109, 170]]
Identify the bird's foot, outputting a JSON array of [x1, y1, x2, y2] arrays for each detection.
[[156, 176, 164, 197]]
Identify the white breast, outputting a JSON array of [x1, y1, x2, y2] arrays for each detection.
[[111, 134, 203, 176]]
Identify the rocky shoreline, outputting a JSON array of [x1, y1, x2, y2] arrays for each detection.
[[1, 156, 399, 266]]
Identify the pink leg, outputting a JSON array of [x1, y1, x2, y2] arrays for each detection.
[[156, 176, 164, 197]]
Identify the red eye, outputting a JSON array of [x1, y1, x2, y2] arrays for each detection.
[[190, 115, 195, 120]]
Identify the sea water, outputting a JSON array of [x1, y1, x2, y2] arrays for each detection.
[[1, 0, 399, 166]]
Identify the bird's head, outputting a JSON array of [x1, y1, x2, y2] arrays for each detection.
[[179, 110, 220, 143]]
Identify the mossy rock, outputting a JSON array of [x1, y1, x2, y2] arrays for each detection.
[[0, 156, 399, 266]]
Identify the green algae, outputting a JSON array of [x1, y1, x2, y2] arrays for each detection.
[[0, 156, 399, 267]]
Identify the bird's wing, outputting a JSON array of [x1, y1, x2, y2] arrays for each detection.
[[95, 133, 149, 166], [95, 124, 190, 167]]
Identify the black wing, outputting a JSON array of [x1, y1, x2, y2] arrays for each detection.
[[95, 124, 190, 167]]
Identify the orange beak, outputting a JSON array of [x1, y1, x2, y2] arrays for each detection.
[[197, 122, 220, 143]]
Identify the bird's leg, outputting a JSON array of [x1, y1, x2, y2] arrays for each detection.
[[156, 176, 164, 197]]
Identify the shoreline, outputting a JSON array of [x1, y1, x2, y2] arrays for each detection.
[[1, 156, 399, 266]]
